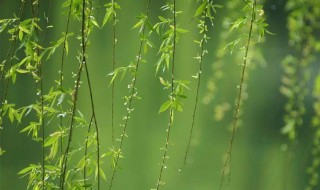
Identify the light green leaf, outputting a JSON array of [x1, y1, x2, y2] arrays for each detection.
[[90, 16, 100, 28], [8, 107, 15, 123], [18, 165, 34, 175], [176, 28, 188, 33], [100, 168, 107, 181], [194, 2, 207, 17], [16, 69, 29, 74], [44, 133, 60, 147], [158, 16, 167, 22], [132, 20, 143, 29], [159, 100, 172, 113]]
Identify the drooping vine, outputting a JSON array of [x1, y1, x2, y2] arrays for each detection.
[[107, 0, 152, 189], [59, 0, 89, 188], [279, 1, 320, 189], [0, 0, 26, 156], [153, 1, 188, 189], [308, 73, 320, 190], [58, 0, 73, 155], [102, 0, 120, 146], [181, 0, 221, 169], [81, 1, 102, 188], [3, 0, 320, 189], [29, 0, 47, 187], [219, 0, 270, 188], [219, 1, 256, 187], [280, 0, 319, 141]]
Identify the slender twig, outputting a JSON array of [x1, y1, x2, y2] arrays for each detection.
[[58, 0, 73, 156], [219, 0, 256, 189], [30, 0, 49, 188], [111, 0, 117, 146], [0, 0, 26, 124], [108, 1, 151, 189], [59, 0, 87, 188], [57, 1, 73, 188], [156, 1, 176, 189], [0, 3, 25, 172], [82, 1, 101, 188], [181, 4, 208, 169], [40, 1, 54, 188]]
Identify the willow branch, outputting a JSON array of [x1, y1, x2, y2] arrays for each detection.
[[219, 0, 256, 189]]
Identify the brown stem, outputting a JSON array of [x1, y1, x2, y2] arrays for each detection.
[[219, 0, 256, 189]]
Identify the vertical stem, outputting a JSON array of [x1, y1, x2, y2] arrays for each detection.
[[59, 0, 73, 155], [219, 0, 256, 189], [81, 1, 101, 188], [108, 1, 151, 189], [40, 1, 54, 188], [156, 1, 176, 189], [111, 0, 116, 146], [0, 0, 26, 133], [59, 0, 87, 188], [30, 0, 46, 188], [181, 2, 207, 169]]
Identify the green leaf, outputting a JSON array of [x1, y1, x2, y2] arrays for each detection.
[[0, 147, 5, 156], [194, 2, 207, 17], [44, 132, 60, 147], [100, 168, 107, 181], [90, 16, 100, 28], [133, 21, 144, 31], [102, 8, 113, 26], [230, 17, 246, 32], [16, 69, 29, 74], [158, 16, 167, 22], [8, 107, 15, 123], [18, 29, 23, 41], [18, 165, 34, 175], [159, 100, 172, 113], [176, 28, 188, 34], [175, 101, 183, 112]]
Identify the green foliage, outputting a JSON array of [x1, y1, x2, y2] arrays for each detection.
[[180, 0, 221, 169], [1, 0, 320, 190], [102, 1, 120, 27], [280, 0, 320, 143], [159, 78, 189, 113], [154, 3, 187, 73], [217, 0, 271, 188]]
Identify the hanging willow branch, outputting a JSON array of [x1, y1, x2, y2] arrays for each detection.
[[58, 0, 73, 155], [102, 0, 121, 147], [29, 0, 48, 187], [0, 0, 26, 131], [181, 0, 220, 169], [219, 0, 256, 189], [156, 1, 177, 189], [108, 1, 152, 189], [59, 0, 88, 188], [82, 1, 101, 188]]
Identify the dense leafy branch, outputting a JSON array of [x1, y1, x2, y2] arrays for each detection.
[[154, 1, 188, 189]]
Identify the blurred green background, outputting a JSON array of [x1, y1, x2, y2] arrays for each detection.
[[0, 0, 314, 189]]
